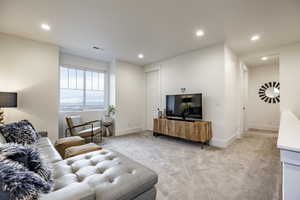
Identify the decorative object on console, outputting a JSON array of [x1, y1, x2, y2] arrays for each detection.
[[0, 92, 17, 125], [0, 120, 39, 145], [258, 81, 280, 104], [163, 108, 167, 118], [157, 108, 162, 118], [180, 88, 186, 93]]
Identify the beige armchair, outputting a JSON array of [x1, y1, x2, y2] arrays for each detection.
[[65, 115, 102, 143]]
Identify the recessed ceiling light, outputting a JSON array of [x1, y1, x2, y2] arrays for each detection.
[[41, 23, 51, 31], [196, 30, 205, 37], [251, 35, 260, 41], [261, 56, 268, 61], [138, 54, 144, 59]]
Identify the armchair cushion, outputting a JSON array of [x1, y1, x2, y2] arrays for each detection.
[[77, 127, 102, 138], [64, 143, 102, 158], [0, 120, 39, 145], [55, 136, 85, 157]]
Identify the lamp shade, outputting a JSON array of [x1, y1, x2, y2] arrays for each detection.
[[0, 92, 17, 107]]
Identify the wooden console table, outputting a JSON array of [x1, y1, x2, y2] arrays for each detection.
[[153, 118, 212, 147]]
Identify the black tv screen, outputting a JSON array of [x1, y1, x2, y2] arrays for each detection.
[[166, 94, 202, 120]]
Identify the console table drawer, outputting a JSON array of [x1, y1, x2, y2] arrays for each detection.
[[153, 118, 212, 143]]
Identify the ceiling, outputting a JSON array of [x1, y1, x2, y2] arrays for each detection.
[[243, 55, 279, 68], [0, 0, 300, 66]]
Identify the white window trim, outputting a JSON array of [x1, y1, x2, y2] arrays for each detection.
[[59, 65, 108, 112]]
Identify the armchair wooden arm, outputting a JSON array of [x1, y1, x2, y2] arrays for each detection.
[[85, 120, 101, 124], [65, 123, 93, 137], [71, 122, 92, 129]]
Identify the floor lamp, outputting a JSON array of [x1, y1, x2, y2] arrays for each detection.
[[0, 92, 17, 125]]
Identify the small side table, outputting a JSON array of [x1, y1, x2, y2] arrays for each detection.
[[103, 121, 113, 137], [102, 116, 114, 137]]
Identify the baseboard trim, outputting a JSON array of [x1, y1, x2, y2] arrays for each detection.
[[116, 127, 143, 136], [247, 123, 279, 131], [210, 134, 237, 148], [248, 128, 278, 133]]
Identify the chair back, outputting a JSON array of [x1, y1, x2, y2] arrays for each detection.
[[65, 115, 83, 136]]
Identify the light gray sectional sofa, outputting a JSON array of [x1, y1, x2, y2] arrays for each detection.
[[1, 133, 158, 200]]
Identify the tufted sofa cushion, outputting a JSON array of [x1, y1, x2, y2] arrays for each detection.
[[50, 149, 158, 200]]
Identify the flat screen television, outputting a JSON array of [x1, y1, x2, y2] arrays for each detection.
[[166, 93, 202, 120]]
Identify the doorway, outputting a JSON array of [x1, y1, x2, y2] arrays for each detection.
[[240, 63, 249, 134], [145, 69, 160, 131], [242, 55, 280, 132]]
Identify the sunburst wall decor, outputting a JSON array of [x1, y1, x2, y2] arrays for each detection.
[[258, 81, 280, 104]]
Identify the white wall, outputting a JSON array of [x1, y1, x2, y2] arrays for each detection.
[[115, 61, 146, 135], [144, 44, 236, 147], [280, 42, 300, 118], [0, 33, 59, 142], [224, 46, 241, 141], [58, 53, 110, 137], [247, 64, 280, 131], [109, 60, 116, 106], [59, 53, 108, 71]]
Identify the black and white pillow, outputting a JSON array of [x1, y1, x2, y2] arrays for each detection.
[[0, 143, 53, 183], [0, 120, 39, 145], [0, 156, 53, 200]]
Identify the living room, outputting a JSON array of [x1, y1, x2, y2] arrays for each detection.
[[1, 0, 300, 200]]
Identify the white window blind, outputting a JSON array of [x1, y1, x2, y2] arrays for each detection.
[[60, 66, 106, 110]]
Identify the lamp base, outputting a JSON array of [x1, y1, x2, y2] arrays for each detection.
[[0, 108, 4, 125]]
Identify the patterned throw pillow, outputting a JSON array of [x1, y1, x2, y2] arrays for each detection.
[[0, 155, 52, 200], [0, 120, 39, 145], [0, 143, 53, 183]]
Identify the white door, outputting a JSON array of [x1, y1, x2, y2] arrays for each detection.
[[240, 63, 249, 133], [146, 70, 160, 131]]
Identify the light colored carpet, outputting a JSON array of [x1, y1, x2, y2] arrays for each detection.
[[103, 130, 281, 200]]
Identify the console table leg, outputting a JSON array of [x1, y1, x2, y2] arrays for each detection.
[[200, 142, 204, 149], [204, 140, 210, 146]]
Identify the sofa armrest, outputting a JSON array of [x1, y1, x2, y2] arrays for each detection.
[[39, 183, 95, 200], [38, 131, 48, 137]]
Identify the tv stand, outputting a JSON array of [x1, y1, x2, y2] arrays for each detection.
[[166, 118, 201, 122], [153, 118, 212, 148]]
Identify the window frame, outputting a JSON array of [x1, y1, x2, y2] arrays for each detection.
[[59, 65, 108, 111]]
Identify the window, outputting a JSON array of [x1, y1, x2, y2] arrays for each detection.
[[60, 66, 106, 110]]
